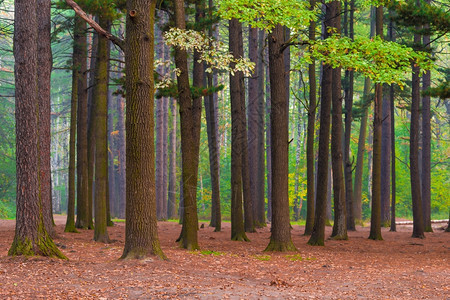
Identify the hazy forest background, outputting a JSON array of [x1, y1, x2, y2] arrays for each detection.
[[0, 0, 449, 239]]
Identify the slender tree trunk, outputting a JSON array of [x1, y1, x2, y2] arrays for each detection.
[[390, 84, 397, 232], [381, 84, 391, 227], [304, 0, 316, 236], [264, 24, 296, 252], [421, 7, 432, 232], [107, 63, 116, 222], [229, 18, 249, 242], [66, 17, 81, 233], [116, 93, 126, 220], [175, 0, 201, 250], [266, 47, 272, 223], [308, 2, 334, 246], [368, 5, 384, 241], [410, 29, 425, 239], [9, 0, 65, 258], [93, 18, 111, 243], [75, 17, 90, 228], [168, 97, 177, 219], [330, 1, 347, 240], [344, 0, 356, 231], [87, 26, 99, 230], [37, 0, 55, 237], [121, 0, 165, 259]]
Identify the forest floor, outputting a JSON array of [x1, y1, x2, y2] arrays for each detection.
[[0, 216, 448, 299]]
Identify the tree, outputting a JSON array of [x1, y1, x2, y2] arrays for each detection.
[[229, 17, 250, 242], [330, 1, 347, 241], [308, 1, 335, 246], [368, 5, 384, 241], [174, 0, 201, 250], [9, 0, 65, 258], [264, 24, 296, 251]]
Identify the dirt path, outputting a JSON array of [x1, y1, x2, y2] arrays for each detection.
[[0, 216, 448, 299]]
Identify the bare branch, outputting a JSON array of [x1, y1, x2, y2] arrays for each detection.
[[65, 0, 125, 51]]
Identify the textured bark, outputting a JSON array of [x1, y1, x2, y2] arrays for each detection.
[[37, 0, 55, 237], [344, 0, 355, 231], [93, 18, 111, 243], [9, 0, 65, 258], [390, 83, 397, 232], [308, 3, 334, 246], [121, 0, 165, 259], [229, 18, 249, 242], [175, 0, 201, 250], [168, 97, 178, 220], [304, 0, 316, 236], [255, 29, 266, 227], [162, 96, 169, 219], [381, 84, 391, 227], [265, 47, 272, 223], [330, 1, 347, 240], [410, 31, 425, 239], [87, 26, 98, 230], [421, 12, 432, 232], [368, 6, 383, 241], [107, 62, 116, 222], [264, 24, 296, 252], [66, 17, 81, 233], [75, 17, 90, 229], [248, 24, 259, 229], [116, 93, 126, 219]]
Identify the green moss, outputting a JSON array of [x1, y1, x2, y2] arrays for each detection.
[[264, 239, 297, 252], [329, 234, 348, 241], [231, 232, 250, 242], [252, 254, 271, 261]]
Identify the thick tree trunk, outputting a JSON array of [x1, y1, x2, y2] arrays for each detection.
[[410, 31, 425, 239], [368, 6, 383, 241], [75, 17, 90, 228], [330, 1, 347, 240], [229, 18, 249, 242], [308, 2, 334, 246], [37, 0, 55, 237], [92, 18, 111, 243], [264, 24, 296, 252], [9, 0, 64, 258], [175, 0, 201, 250], [121, 0, 165, 259]]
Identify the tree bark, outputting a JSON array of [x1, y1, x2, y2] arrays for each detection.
[[121, 0, 165, 259], [93, 17, 111, 243], [368, 5, 383, 241], [304, 0, 316, 236], [175, 0, 201, 250], [308, 2, 334, 246], [381, 84, 391, 227], [168, 96, 178, 220], [264, 24, 296, 252], [330, 1, 347, 240], [75, 17, 90, 229], [410, 30, 425, 239], [9, 0, 65, 258], [229, 18, 249, 242]]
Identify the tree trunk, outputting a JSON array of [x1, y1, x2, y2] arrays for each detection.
[[266, 46, 272, 223], [421, 8, 432, 232], [93, 18, 111, 243], [37, 0, 55, 237], [121, 0, 165, 259], [380, 84, 391, 227], [410, 30, 425, 239], [264, 24, 296, 252], [330, 1, 347, 240], [175, 0, 201, 250], [368, 5, 383, 241], [343, 0, 356, 231], [168, 96, 178, 220], [229, 18, 249, 242], [75, 17, 90, 229], [304, 0, 316, 236], [107, 62, 116, 223], [308, 2, 334, 246], [65, 16, 81, 233], [116, 92, 126, 220], [9, 0, 65, 258]]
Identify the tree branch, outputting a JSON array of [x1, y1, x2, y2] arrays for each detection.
[[65, 0, 125, 51]]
